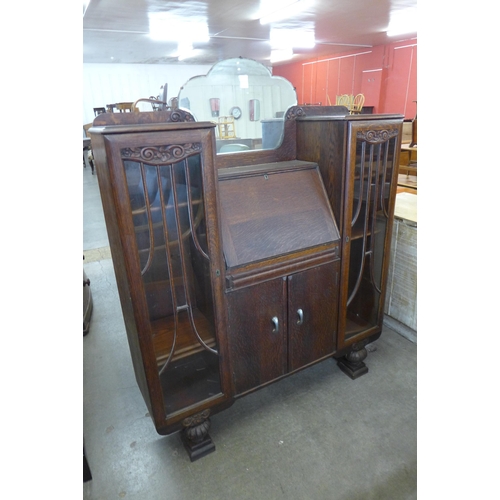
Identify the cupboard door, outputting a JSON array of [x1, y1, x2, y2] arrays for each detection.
[[101, 126, 228, 427], [226, 278, 287, 395], [340, 120, 401, 346], [288, 262, 339, 371]]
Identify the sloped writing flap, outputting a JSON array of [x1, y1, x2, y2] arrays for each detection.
[[219, 163, 340, 268]]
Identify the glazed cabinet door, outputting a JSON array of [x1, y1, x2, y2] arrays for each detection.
[[97, 124, 229, 431], [288, 262, 339, 371], [226, 278, 287, 395], [338, 119, 402, 348]]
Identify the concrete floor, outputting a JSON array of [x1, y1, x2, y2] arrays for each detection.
[[83, 163, 417, 500]]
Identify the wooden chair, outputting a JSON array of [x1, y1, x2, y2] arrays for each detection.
[[409, 100, 417, 147], [336, 94, 351, 107], [350, 94, 365, 114], [83, 123, 95, 174], [116, 102, 135, 112], [132, 98, 169, 112], [217, 116, 236, 139]]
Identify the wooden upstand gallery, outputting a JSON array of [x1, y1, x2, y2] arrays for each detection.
[[90, 105, 403, 461]]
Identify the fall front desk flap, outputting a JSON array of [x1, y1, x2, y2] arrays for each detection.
[[218, 160, 340, 269]]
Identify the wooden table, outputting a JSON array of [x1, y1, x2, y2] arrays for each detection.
[[401, 144, 417, 163], [401, 144, 417, 152], [400, 143, 417, 177], [397, 174, 417, 194]]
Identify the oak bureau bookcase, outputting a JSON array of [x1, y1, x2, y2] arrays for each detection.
[[89, 59, 403, 461]]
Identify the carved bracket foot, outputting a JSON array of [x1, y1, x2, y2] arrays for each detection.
[[337, 341, 369, 379], [180, 409, 215, 461]]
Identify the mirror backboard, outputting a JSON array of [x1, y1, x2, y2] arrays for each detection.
[[177, 58, 297, 153]]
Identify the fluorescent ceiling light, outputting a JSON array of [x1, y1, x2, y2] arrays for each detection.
[[270, 28, 315, 49], [386, 7, 417, 36], [176, 41, 196, 61], [259, 0, 311, 24], [268, 25, 315, 63], [148, 12, 209, 43], [270, 48, 294, 63], [83, 0, 90, 15]]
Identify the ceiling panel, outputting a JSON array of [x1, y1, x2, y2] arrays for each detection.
[[83, 0, 417, 65]]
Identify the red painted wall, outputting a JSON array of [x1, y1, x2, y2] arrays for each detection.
[[272, 38, 417, 119]]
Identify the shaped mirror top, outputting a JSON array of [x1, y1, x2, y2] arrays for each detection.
[[177, 58, 297, 153]]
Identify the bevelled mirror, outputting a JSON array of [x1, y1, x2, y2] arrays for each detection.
[[177, 58, 297, 153]]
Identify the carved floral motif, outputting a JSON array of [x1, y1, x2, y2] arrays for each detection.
[[285, 106, 306, 120], [357, 128, 399, 144], [182, 409, 211, 428], [169, 110, 195, 122], [121, 143, 202, 164], [182, 409, 212, 443]]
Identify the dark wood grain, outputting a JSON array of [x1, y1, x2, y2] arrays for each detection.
[[218, 164, 339, 268], [226, 278, 287, 395], [90, 107, 405, 453], [90, 114, 232, 435], [296, 119, 347, 233], [340, 119, 403, 349], [287, 262, 339, 371]]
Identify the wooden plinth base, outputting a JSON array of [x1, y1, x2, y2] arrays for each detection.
[[180, 431, 216, 462], [337, 342, 369, 379], [337, 358, 369, 379]]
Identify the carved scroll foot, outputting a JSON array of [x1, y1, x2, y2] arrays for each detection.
[[180, 409, 215, 461], [337, 341, 369, 379]]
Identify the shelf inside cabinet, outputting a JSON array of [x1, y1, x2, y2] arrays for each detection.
[[132, 198, 203, 219], [160, 349, 222, 416], [350, 213, 387, 241], [151, 307, 216, 366], [345, 313, 372, 338]]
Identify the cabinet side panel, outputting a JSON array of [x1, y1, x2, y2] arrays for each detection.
[[92, 132, 154, 415], [296, 120, 346, 233]]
